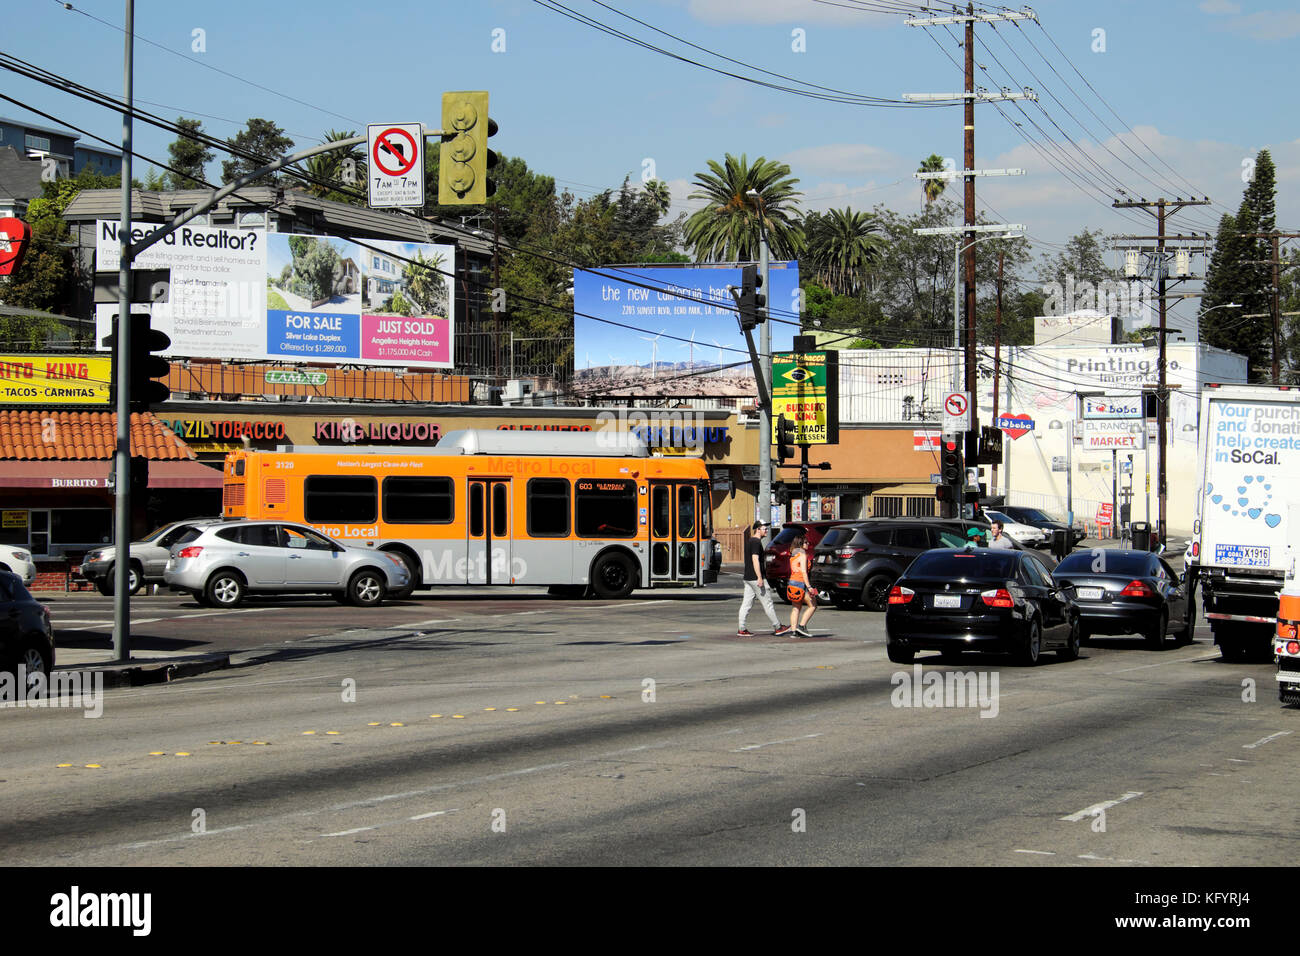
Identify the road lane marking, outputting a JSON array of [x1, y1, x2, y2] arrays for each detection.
[[1060, 791, 1143, 822], [321, 826, 377, 838], [732, 733, 822, 752], [1013, 849, 1056, 856], [1243, 731, 1292, 749], [409, 810, 458, 821]]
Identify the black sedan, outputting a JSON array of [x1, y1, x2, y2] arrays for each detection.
[[884, 548, 1080, 666], [0, 571, 55, 689], [1050, 548, 1191, 649]]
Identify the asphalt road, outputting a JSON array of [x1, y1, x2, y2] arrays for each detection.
[[3, 571, 1293, 871]]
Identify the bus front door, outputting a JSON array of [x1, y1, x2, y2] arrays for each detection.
[[467, 479, 512, 585], [649, 481, 701, 585]]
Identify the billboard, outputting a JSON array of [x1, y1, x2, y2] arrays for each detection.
[[572, 262, 799, 384], [94, 221, 454, 368], [771, 350, 839, 445], [0, 355, 112, 406]]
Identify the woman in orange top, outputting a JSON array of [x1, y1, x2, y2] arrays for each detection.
[[786, 534, 817, 638]]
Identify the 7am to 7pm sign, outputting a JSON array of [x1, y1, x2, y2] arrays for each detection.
[[771, 350, 839, 445]]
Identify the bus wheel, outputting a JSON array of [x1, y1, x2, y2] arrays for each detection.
[[590, 553, 636, 600]]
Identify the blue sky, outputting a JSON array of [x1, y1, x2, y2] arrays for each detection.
[[6, 0, 1298, 341]]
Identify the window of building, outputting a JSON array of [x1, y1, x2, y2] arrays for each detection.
[[872, 495, 903, 518], [905, 496, 936, 517], [25, 134, 51, 152], [304, 475, 377, 524], [382, 476, 453, 524], [575, 479, 636, 538], [527, 478, 569, 537]]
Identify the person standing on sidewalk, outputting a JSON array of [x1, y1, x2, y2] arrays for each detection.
[[786, 533, 817, 638], [739, 521, 791, 637], [988, 520, 1015, 550]]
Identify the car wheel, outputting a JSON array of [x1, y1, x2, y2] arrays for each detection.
[[886, 641, 915, 664], [862, 573, 895, 612], [831, 593, 858, 610], [590, 552, 637, 600], [95, 579, 113, 597], [1018, 618, 1042, 666], [347, 569, 387, 607], [774, 580, 791, 604], [127, 563, 143, 596], [1058, 617, 1081, 661], [1145, 609, 1168, 650], [4, 637, 52, 692], [205, 570, 246, 608], [1078, 622, 1091, 645], [384, 551, 418, 600], [191, 589, 209, 607]]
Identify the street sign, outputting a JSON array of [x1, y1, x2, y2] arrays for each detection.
[[943, 391, 970, 432], [995, 413, 1034, 439], [1097, 503, 1114, 528], [1051, 455, 1066, 472], [367, 124, 424, 208]]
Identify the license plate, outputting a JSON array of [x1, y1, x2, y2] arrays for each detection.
[[816, 554, 827, 563], [1077, 587, 1103, 601], [933, 594, 962, 608]]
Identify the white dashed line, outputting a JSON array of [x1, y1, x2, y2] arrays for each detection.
[[1060, 791, 1143, 822], [1243, 731, 1292, 749]]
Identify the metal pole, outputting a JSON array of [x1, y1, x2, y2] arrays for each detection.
[[1156, 200, 1168, 546], [113, 0, 135, 661], [1065, 419, 1074, 531], [757, 207, 772, 528], [1112, 448, 1118, 541], [953, 239, 961, 391]]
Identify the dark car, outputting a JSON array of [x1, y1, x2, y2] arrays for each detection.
[[885, 548, 1080, 666], [763, 520, 859, 601], [997, 506, 1085, 548], [0, 571, 55, 687], [1050, 548, 1192, 649], [811, 516, 1053, 612]]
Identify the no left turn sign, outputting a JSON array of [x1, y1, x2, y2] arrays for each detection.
[[367, 123, 424, 208], [943, 390, 971, 432]]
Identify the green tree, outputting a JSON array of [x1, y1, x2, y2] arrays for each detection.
[[289, 238, 340, 302], [804, 207, 886, 295], [684, 153, 803, 262], [222, 118, 294, 185], [403, 249, 448, 316], [166, 117, 214, 189], [1201, 149, 1276, 378], [643, 178, 671, 216], [917, 154, 948, 207]]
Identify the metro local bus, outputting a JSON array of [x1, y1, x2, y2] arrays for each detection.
[[220, 429, 718, 599]]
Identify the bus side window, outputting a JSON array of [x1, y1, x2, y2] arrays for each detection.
[[304, 475, 377, 524], [383, 476, 454, 524], [526, 478, 569, 537]]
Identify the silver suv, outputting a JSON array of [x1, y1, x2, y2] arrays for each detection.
[[164, 520, 409, 608]]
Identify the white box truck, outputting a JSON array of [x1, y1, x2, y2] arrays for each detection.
[[1190, 383, 1300, 661]]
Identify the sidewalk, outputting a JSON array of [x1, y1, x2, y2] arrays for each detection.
[[53, 647, 232, 688]]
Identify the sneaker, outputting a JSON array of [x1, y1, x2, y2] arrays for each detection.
[[773, 625, 792, 637], [737, 628, 755, 637], [794, 626, 812, 638]]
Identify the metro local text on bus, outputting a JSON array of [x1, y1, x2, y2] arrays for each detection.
[[480, 457, 604, 475]]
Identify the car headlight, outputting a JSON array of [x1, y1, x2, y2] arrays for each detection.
[[13, 550, 31, 562], [383, 553, 407, 570]]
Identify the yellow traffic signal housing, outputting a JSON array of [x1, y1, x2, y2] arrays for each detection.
[[439, 91, 497, 205]]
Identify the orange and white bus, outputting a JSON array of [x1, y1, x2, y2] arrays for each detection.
[[220, 429, 718, 599]]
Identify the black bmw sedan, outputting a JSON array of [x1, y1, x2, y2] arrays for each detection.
[[884, 548, 1080, 666], [1049, 548, 1192, 649]]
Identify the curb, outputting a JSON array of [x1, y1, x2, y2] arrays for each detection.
[[53, 653, 232, 688]]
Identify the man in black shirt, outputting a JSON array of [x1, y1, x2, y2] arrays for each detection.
[[739, 520, 791, 637]]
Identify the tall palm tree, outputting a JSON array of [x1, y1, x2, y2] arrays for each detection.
[[809, 207, 886, 295], [918, 153, 948, 207], [684, 154, 803, 262], [301, 129, 367, 200]]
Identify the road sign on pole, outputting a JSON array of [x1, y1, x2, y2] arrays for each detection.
[[943, 390, 970, 434], [367, 124, 424, 208]]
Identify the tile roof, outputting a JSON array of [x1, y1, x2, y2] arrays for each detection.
[[0, 411, 195, 461]]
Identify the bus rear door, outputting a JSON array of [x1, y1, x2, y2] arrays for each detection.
[[467, 478, 512, 585]]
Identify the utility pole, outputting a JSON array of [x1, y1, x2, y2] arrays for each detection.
[[113, 0, 135, 661], [1113, 197, 1212, 546], [905, 4, 1035, 497], [992, 249, 1003, 494]]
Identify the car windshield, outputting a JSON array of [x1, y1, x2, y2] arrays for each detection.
[[1011, 508, 1054, 523], [138, 524, 175, 543], [816, 528, 854, 550], [771, 528, 803, 548], [1055, 551, 1153, 575], [906, 549, 1018, 580]]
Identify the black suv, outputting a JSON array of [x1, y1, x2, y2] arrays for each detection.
[[996, 506, 1085, 547], [810, 517, 1052, 612]]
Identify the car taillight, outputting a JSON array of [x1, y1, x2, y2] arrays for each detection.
[[888, 586, 914, 605], [177, 546, 204, 559], [981, 588, 1014, 608], [837, 548, 864, 558], [1120, 580, 1153, 597]]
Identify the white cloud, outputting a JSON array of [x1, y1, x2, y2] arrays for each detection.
[[778, 142, 900, 178], [682, 0, 899, 27], [1218, 9, 1300, 39]]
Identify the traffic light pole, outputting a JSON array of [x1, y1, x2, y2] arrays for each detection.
[[757, 214, 772, 533], [113, 0, 135, 661]]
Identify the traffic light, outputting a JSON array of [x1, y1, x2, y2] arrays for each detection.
[[775, 414, 796, 464], [103, 313, 171, 411], [941, 439, 963, 485], [738, 264, 765, 331], [439, 91, 498, 205]]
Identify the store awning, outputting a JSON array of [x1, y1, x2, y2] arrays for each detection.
[[0, 459, 223, 489]]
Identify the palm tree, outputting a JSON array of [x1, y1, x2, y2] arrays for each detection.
[[918, 153, 948, 207], [807, 207, 886, 295], [643, 178, 671, 216], [684, 154, 803, 262], [300, 129, 367, 200]]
